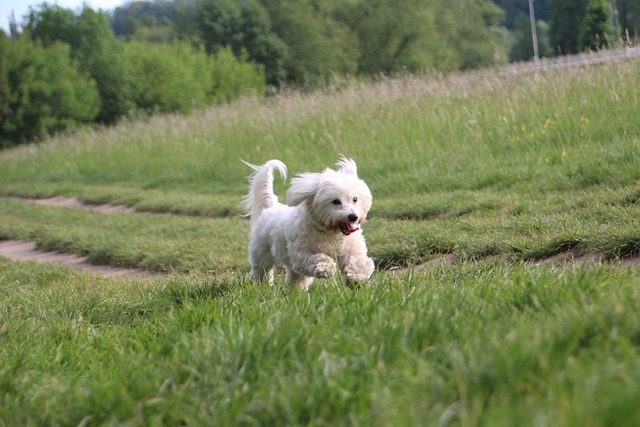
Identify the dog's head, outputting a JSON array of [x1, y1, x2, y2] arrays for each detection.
[[287, 157, 372, 236]]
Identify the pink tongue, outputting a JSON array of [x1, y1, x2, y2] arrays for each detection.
[[341, 224, 359, 235]]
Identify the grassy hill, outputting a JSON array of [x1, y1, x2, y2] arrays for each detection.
[[0, 59, 639, 425], [1, 59, 639, 270]]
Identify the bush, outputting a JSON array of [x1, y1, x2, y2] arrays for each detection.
[[578, 0, 609, 50], [197, 0, 286, 85], [74, 7, 137, 123], [24, 4, 136, 124], [122, 41, 212, 113], [209, 47, 266, 102], [122, 41, 265, 114], [0, 35, 99, 146]]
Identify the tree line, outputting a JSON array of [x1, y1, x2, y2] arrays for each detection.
[[1, 3, 264, 146], [111, 0, 640, 75], [109, 0, 512, 85], [1, 0, 638, 147], [497, 0, 639, 61]]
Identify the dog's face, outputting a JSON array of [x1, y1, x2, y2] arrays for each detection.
[[287, 158, 372, 235]]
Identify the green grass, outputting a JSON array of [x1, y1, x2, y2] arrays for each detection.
[[0, 198, 246, 273], [0, 189, 638, 273], [1, 260, 639, 425], [1, 62, 639, 197], [0, 59, 640, 425], [0, 60, 638, 264]]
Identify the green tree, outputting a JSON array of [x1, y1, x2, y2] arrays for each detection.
[[122, 41, 211, 113], [23, 4, 78, 48], [24, 4, 135, 123], [121, 41, 264, 113], [209, 47, 266, 102], [550, 0, 588, 54], [509, 12, 552, 61], [337, 0, 445, 74], [236, 1, 288, 85], [578, 0, 609, 50], [259, 0, 358, 84], [445, 0, 510, 69], [337, 0, 507, 74], [0, 35, 99, 146], [197, 0, 286, 85], [74, 7, 136, 123], [617, 0, 640, 41], [494, 0, 551, 28], [110, 0, 185, 40]]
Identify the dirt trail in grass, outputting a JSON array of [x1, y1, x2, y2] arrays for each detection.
[[532, 250, 640, 268], [1, 238, 637, 280], [0, 240, 159, 278], [3, 196, 638, 278], [30, 196, 137, 214]]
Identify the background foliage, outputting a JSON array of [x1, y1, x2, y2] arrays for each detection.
[[1, 0, 639, 147], [0, 54, 639, 425], [0, 33, 99, 145], [0, 3, 265, 146]]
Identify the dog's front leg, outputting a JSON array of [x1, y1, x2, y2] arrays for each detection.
[[341, 256, 375, 284], [291, 252, 337, 279], [339, 235, 375, 284], [286, 268, 315, 291]]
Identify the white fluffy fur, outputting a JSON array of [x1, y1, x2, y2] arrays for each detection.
[[242, 158, 375, 290]]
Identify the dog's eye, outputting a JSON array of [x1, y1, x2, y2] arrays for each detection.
[[353, 197, 358, 203], [332, 199, 342, 205]]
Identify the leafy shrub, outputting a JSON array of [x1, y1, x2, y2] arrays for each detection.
[[0, 35, 99, 146], [197, 0, 286, 85], [122, 41, 264, 114], [24, 4, 136, 123], [122, 40, 212, 113], [74, 7, 137, 123], [209, 47, 266, 102], [578, 0, 609, 50]]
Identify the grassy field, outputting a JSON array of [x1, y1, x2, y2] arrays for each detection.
[[0, 58, 639, 425], [1, 260, 639, 426]]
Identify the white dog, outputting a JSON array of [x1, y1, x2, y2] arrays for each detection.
[[242, 158, 375, 290]]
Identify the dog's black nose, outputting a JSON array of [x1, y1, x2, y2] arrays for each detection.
[[348, 213, 358, 223]]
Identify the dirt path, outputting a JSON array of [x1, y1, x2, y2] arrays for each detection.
[[30, 196, 137, 214], [532, 250, 639, 268], [0, 240, 158, 278], [2, 196, 157, 277], [3, 196, 637, 279], [2, 237, 636, 280]]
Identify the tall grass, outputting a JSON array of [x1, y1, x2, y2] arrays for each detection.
[[1, 260, 639, 425], [0, 60, 638, 196], [1, 57, 640, 426], [0, 58, 639, 268]]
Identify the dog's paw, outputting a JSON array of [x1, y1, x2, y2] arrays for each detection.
[[344, 257, 375, 284], [345, 273, 368, 284], [313, 259, 337, 278]]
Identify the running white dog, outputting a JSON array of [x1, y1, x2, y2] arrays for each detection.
[[242, 158, 375, 290]]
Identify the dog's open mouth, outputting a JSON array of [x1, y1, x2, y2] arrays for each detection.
[[339, 223, 360, 236]]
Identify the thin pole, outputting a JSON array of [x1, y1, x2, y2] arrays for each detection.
[[529, 0, 540, 61]]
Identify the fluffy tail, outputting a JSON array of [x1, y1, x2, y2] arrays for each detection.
[[242, 159, 287, 226]]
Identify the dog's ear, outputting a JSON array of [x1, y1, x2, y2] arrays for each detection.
[[336, 157, 358, 177], [287, 172, 321, 205]]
